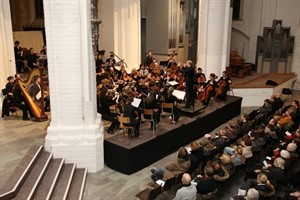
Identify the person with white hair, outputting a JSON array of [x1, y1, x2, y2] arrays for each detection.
[[264, 157, 285, 184], [173, 173, 197, 200], [247, 188, 259, 200]]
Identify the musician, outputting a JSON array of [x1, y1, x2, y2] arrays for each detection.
[[105, 54, 116, 68], [1, 76, 15, 118], [13, 84, 33, 120], [216, 71, 232, 101], [199, 73, 218, 106], [138, 64, 149, 77], [163, 87, 182, 124], [40, 45, 47, 67], [144, 90, 161, 129], [195, 68, 206, 87], [180, 60, 195, 108], [143, 51, 153, 68], [96, 53, 104, 73], [123, 97, 141, 137], [29, 76, 42, 104], [26, 48, 39, 69], [167, 53, 177, 68], [14, 41, 25, 73], [100, 89, 119, 134]]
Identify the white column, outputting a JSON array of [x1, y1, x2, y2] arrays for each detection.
[[44, 0, 104, 172], [197, 0, 231, 77], [0, 0, 15, 108], [113, 0, 141, 71]]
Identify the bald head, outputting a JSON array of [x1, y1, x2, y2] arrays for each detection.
[[181, 173, 192, 184]]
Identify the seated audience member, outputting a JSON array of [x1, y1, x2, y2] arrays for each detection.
[[264, 157, 285, 184], [173, 173, 197, 200], [194, 166, 218, 195], [123, 97, 141, 138], [230, 188, 259, 200], [210, 161, 229, 182], [218, 120, 239, 141], [198, 134, 216, 156], [270, 93, 283, 112], [13, 84, 33, 120], [223, 146, 245, 166], [1, 76, 15, 118], [287, 142, 298, 160], [249, 130, 264, 153], [224, 134, 253, 159], [278, 108, 294, 129], [151, 147, 190, 181], [188, 141, 204, 172], [240, 173, 275, 198], [220, 153, 236, 176]]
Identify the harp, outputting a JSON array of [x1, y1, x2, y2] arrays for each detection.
[[18, 68, 48, 121]]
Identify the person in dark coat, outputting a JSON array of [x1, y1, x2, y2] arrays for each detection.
[[1, 76, 15, 118], [123, 97, 141, 137], [13, 84, 33, 120], [180, 60, 195, 108], [195, 166, 218, 195]]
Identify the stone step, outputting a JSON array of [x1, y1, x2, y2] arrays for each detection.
[[33, 158, 64, 200], [12, 151, 52, 200], [51, 163, 76, 200], [66, 168, 87, 200], [0, 145, 43, 200]]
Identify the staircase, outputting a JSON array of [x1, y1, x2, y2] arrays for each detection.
[[0, 145, 87, 200]]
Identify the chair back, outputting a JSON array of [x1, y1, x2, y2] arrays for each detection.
[[143, 109, 154, 115], [162, 176, 175, 192], [148, 185, 161, 200], [161, 103, 173, 109], [118, 115, 130, 125]]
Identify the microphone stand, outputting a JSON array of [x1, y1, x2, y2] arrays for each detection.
[[110, 51, 128, 68]]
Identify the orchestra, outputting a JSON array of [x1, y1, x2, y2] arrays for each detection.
[[95, 50, 234, 135]]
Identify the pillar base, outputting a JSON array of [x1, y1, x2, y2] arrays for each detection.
[[45, 120, 104, 173]]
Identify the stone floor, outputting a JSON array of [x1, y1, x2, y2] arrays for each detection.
[[0, 91, 299, 200]]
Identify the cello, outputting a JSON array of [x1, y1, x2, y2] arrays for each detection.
[[198, 83, 214, 103], [215, 79, 227, 96]]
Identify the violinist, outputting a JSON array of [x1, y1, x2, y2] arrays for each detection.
[[167, 53, 177, 69], [138, 64, 149, 77], [144, 90, 161, 129], [199, 73, 218, 106], [105, 54, 116, 68], [26, 48, 39, 69], [180, 60, 195, 108], [216, 71, 232, 101], [123, 97, 141, 137]]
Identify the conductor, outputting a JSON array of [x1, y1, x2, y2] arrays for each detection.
[[180, 60, 195, 108]]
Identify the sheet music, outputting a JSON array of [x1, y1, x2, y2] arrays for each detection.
[[167, 81, 179, 86], [36, 90, 41, 100], [172, 89, 186, 100], [131, 98, 141, 108], [156, 179, 165, 186]]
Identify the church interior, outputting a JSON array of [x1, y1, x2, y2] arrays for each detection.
[[0, 0, 300, 199]]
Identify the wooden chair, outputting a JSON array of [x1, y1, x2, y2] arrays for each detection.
[[141, 109, 156, 135], [117, 115, 135, 138], [160, 103, 174, 124], [135, 185, 161, 200]]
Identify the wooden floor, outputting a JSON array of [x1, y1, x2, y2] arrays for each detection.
[[1, 91, 299, 200], [232, 72, 297, 88]]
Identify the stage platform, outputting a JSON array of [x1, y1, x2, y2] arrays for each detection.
[[232, 73, 297, 107], [104, 96, 242, 175]]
